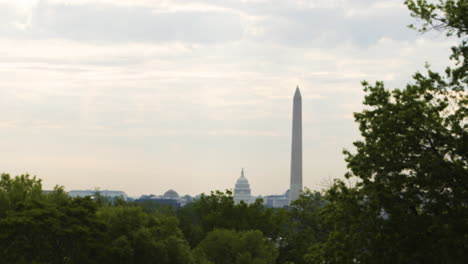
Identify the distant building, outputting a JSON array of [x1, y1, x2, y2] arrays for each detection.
[[68, 190, 128, 201], [163, 189, 179, 199], [135, 189, 181, 208], [234, 168, 253, 204], [179, 195, 193, 207], [263, 190, 289, 208]]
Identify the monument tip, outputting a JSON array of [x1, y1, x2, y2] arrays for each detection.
[[294, 86, 301, 98]]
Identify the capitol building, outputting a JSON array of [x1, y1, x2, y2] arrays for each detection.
[[233, 168, 253, 204], [233, 168, 289, 208]]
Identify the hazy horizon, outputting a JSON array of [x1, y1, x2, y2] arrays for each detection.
[[0, 0, 454, 196]]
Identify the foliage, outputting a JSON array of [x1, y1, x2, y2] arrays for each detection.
[[0, 173, 43, 216], [97, 205, 194, 264], [278, 190, 326, 264], [406, 0, 467, 37], [0, 174, 104, 264], [0, 174, 194, 264], [304, 182, 383, 263], [194, 229, 278, 264], [178, 190, 286, 247]]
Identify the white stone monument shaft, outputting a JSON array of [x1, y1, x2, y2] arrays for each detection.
[[289, 86, 302, 204]]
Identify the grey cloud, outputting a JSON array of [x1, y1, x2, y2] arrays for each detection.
[[29, 2, 244, 43], [189, 0, 416, 47], [0, 3, 26, 35], [257, 7, 415, 47], [0, 0, 418, 47]]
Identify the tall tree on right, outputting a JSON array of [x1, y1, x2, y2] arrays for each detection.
[[307, 1, 467, 263]]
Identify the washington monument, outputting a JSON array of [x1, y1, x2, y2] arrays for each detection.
[[289, 86, 302, 204]]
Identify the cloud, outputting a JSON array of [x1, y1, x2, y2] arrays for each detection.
[[0, 0, 457, 195], [30, 2, 244, 43], [0, 0, 421, 47]]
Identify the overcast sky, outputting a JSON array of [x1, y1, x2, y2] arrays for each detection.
[[0, 0, 454, 196]]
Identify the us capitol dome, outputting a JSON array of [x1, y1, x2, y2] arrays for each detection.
[[233, 168, 253, 204]]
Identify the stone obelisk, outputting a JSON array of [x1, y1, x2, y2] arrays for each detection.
[[289, 86, 302, 204]]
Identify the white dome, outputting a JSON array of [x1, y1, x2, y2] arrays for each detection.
[[234, 168, 252, 204]]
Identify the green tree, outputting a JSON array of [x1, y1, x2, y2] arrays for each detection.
[[177, 200, 206, 247], [0, 173, 43, 216], [0, 174, 104, 264], [305, 182, 380, 263], [278, 190, 326, 264], [178, 190, 287, 247], [406, 0, 467, 37], [97, 205, 194, 264], [194, 229, 278, 264], [307, 1, 467, 263]]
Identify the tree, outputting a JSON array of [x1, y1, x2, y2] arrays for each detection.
[[278, 190, 326, 264], [0, 174, 195, 263], [307, 0, 467, 263], [406, 0, 468, 37], [0, 173, 43, 216], [178, 190, 287, 247], [97, 205, 194, 264], [193, 229, 278, 264], [0, 174, 104, 264]]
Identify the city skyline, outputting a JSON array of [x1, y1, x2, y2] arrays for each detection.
[[0, 0, 454, 196], [67, 87, 303, 200]]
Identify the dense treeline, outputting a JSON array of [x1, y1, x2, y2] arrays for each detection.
[[0, 173, 312, 264], [1, 1, 466, 263]]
